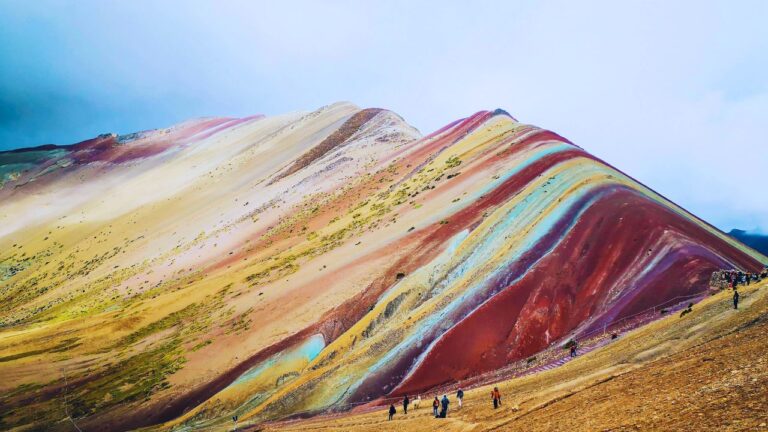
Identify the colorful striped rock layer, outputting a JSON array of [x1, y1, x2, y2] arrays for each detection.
[[0, 102, 764, 431]]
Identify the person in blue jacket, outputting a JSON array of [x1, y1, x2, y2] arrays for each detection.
[[440, 395, 450, 418]]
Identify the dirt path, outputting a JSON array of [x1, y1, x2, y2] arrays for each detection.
[[255, 281, 768, 431]]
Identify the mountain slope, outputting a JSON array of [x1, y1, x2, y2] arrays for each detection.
[[0, 103, 764, 431], [262, 281, 768, 432]]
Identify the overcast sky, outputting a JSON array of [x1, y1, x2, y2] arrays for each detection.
[[1, 0, 766, 232]]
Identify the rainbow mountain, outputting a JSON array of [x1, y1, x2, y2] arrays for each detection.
[[0, 102, 764, 431]]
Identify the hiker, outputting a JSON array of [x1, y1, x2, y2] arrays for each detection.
[[733, 289, 740, 310], [403, 394, 409, 414], [432, 396, 440, 417], [389, 404, 396, 421], [456, 388, 464, 408], [491, 387, 502, 409], [440, 394, 450, 418], [569, 341, 578, 358]]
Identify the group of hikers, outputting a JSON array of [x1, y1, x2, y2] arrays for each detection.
[[712, 268, 767, 289], [387, 387, 503, 420], [713, 267, 768, 310], [720, 269, 766, 288]]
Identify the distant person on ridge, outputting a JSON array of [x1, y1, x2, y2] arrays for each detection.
[[491, 387, 502, 409], [433, 396, 440, 417], [388, 404, 396, 421], [456, 388, 464, 408], [440, 394, 450, 418], [403, 394, 409, 414], [733, 289, 740, 310]]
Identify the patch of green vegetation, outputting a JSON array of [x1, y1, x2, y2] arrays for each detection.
[[0, 337, 80, 363], [350, 199, 369, 212], [7, 382, 45, 398], [114, 283, 230, 351], [67, 338, 186, 418], [117, 302, 204, 346], [0, 334, 187, 430], [134, 270, 205, 303], [191, 339, 213, 352], [245, 254, 301, 285], [391, 188, 409, 206], [445, 155, 462, 168], [0, 232, 151, 326], [226, 307, 254, 335], [0, 396, 61, 431]]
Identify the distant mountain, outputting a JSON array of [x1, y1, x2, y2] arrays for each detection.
[[0, 102, 765, 431], [729, 229, 768, 256]]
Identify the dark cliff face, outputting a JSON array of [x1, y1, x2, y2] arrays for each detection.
[[729, 229, 768, 257]]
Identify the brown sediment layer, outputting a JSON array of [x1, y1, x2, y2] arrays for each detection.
[[270, 108, 384, 184]]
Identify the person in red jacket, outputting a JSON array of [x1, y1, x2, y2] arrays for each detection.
[[432, 396, 440, 417], [491, 387, 502, 409]]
